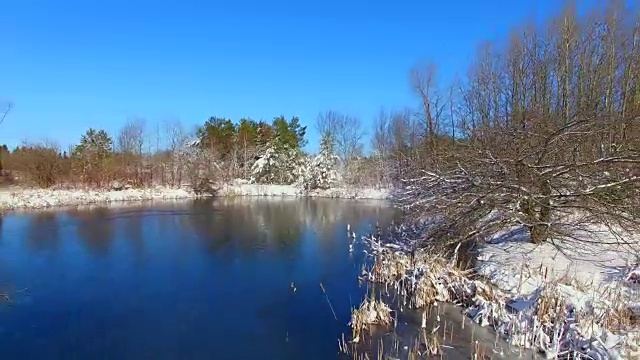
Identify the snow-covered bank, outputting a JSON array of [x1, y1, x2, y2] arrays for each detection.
[[217, 183, 391, 200], [0, 187, 202, 211], [0, 184, 391, 212], [355, 223, 640, 359], [475, 225, 639, 358], [476, 225, 639, 298]]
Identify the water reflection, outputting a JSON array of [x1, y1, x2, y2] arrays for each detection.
[[0, 198, 397, 359], [114, 208, 145, 263], [67, 207, 116, 257], [27, 212, 60, 252]]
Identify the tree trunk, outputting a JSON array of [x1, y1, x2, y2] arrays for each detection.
[[530, 180, 551, 244]]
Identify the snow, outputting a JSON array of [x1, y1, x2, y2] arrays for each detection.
[[250, 144, 307, 185], [218, 183, 390, 200], [474, 224, 640, 358], [298, 133, 341, 190], [359, 220, 640, 358], [0, 184, 391, 212], [476, 225, 638, 296], [0, 187, 202, 211]]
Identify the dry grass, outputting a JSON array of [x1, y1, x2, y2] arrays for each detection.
[[355, 239, 640, 358], [349, 291, 393, 344], [534, 286, 568, 326], [404, 332, 441, 359], [367, 248, 475, 310]]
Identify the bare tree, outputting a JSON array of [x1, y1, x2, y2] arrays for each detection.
[[164, 119, 189, 186], [315, 110, 365, 171], [315, 110, 342, 138], [118, 118, 145, 155], [117, 118, 146, 186], [371, 108, 392, 185], [396, 2, 640, 255], [410, 62, 445, 156]]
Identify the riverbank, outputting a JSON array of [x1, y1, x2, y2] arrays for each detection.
[[217, 183, 390, 200], [474, 224, 639, 358], [0, 187, 202, 211], [0, 184, 391, 211], [353, 222, 639, 359]]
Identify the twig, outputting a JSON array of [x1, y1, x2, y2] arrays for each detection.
[[320, 282, 338, 320]]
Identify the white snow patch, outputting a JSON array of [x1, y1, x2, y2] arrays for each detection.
[[476, 225, 639, 297], [475, 224, 640, 358], [219, 183, 391, 200], [0, 184, 391, 211], [0, 187, 202, 211]]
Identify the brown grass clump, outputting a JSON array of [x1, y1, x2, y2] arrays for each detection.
[[349, 292, 393, 344], [599, 287, 635, 331], [366, 248, 475, 309], [535, 286, 568, 327], [406, 332, 441, 359]]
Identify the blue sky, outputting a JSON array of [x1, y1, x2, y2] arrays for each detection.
[[1, 0, 610, 152]]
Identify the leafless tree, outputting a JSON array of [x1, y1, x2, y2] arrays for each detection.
[[395, 1, 640, 255], [117, 118, 146, 185], [371, 108, 392, 185], [164, 119, 189, 186], [315, 110, 340, 139], [315, 110, 365, 170], [410, 62, 445, 158], [118, 118, 145, 155]]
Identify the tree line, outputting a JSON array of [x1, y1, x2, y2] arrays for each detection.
[[0, 112, 375, 189]]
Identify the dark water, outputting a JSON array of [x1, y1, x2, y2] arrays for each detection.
[[0, 198, 397, 360]]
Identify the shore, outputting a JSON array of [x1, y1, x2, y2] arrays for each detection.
[[217, 183, 390, 200], [474, 225, 639, 359], [0, 184, 391, 212], [353, 223, 639, 359]]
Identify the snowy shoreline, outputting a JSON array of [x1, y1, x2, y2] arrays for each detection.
[[216, 183, 390, 200], [354, 223, 639, 359], [0, 187, 203, 212], [0, 184, 391, 212]]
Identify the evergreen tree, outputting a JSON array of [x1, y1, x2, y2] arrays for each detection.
[[299, 133, 340, 190], [196, 116, 236, 159], [72, 128, 114, 185]]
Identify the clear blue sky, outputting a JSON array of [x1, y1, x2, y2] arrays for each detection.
[[1, 0, 610, 152]]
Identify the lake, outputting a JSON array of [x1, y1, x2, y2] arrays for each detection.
[[0, 198, 397, 359]]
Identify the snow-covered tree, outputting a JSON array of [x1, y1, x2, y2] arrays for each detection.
[[174, 137, 221, 186], [250, 143, 279, 184], [250, 141, 307, 184], [299, 133, 340, 190]]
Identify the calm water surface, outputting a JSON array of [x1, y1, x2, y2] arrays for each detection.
[[0, 198, 397, 359]]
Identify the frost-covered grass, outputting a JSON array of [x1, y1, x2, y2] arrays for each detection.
[[349, 293, 393, 344], [0, 187, 202, 211], [356, 222, 640, 359]]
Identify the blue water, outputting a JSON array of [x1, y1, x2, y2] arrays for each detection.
[[0, 198, 397, 359]]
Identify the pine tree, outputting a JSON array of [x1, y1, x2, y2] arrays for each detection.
[[72, 129, 113, 185], [250, 143, 279, 184], [299, 133, 340, 190]]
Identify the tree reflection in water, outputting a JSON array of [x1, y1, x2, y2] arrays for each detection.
[[67, 206, 116, 257], [27, 211, 60, 252], [0, 198, 398, 360]]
